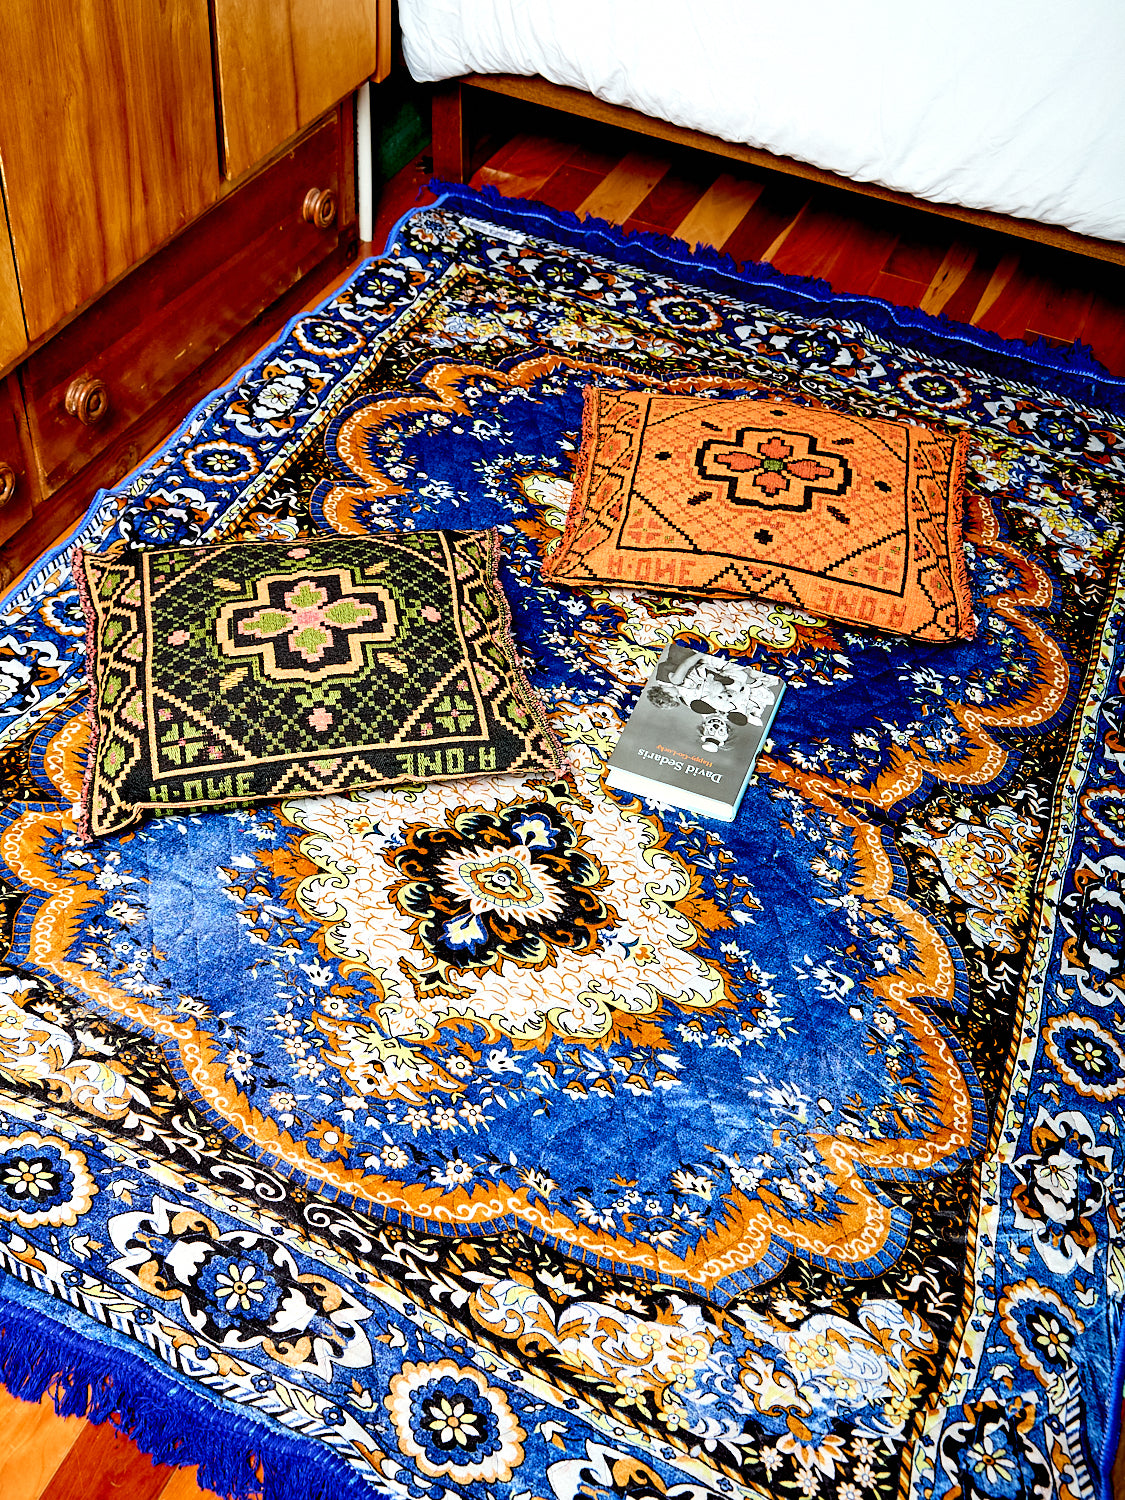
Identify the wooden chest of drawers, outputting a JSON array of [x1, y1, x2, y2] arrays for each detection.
[[0, 0, 391, 591], [0, 378, 36, 552], [0, 106, 356, 590], [24, 117, 348, 499]]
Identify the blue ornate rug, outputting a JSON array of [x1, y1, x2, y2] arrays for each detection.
[[1, 185, 1123, 1500]]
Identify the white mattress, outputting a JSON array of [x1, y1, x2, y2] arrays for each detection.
[[400, 0, 1125, 244]]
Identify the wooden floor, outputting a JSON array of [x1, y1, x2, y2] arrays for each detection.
[[448, 114, 1125, 378], [3, 108, 1124, 1500], [0, 1388, 212, 1500]]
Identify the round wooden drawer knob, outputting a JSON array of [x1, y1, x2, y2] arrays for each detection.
[[66, 376, 110, 426], [0, 461, 16, 509], [303, 187, 337, 231]]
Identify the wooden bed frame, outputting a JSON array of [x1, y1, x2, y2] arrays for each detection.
[[432, 73, 1125, 269]]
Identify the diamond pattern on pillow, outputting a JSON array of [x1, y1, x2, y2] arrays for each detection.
[[544, 389, 973, 642]]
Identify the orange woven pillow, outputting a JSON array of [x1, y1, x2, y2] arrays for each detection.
[[544, 389, 974, 642]]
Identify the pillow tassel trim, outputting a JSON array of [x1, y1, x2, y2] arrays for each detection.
[[946, 430, 976, 642], [72, 546, 101, 846], [485, 526, 568, 775], [544, 382, 607, 582]]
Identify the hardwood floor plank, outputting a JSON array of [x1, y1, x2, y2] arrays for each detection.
[[760, 197, 811, 266], [534, 162, 607, 215], [919, 242, 977, 315], [467, 129, 544, 177], [39, 1418, 170, 1500], [0, 1390, 87, 1500], [969, 251, 1022, 325], [623, 153, 714, 235], [883, 231, 947, 285], [1025, 277, 1096, 345], [867, 270, 932, 310], [155, 1463, 217, 1500], [673, 172, 764, 251], [1074, 294, 1125, 379], [763, 195, 882, 279], [817, 218, 900, 296], [722, 177, 811, 267], [976, 266, 1052, 341], [577, 150, 669, 224], [472, 132, 576, 200], [936, 248, 1002, 325], [558, 136, 622, 179]]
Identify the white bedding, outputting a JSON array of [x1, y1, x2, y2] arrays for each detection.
[[400, 0, 1125, 244]]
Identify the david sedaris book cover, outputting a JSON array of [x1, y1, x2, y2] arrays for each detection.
[[607, 643, 786, 821]]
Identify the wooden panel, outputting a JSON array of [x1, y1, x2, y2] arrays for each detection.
[[214, 0, 381, 179], [0, 372, 37, 557], [3, 111, 353, 587], [3, 226, 355, 593], [0, 1, 218, 342], [432, 82, 470, 182], [21, 117, 345, 498], [375, 0, 393, 83], [0, 200, 27, 371]]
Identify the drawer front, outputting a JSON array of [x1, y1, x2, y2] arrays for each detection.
[[21, 115, 347, 497], [0, 376, 35, 552]]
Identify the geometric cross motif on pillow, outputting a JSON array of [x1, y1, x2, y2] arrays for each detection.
[[695, 428, 852, 510], [75, 529, 562, 839], [216, 568, 398, 679], [544, 388, 974, 642]]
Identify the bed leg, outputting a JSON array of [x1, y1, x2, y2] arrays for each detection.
[[432, 80, 469, 182]]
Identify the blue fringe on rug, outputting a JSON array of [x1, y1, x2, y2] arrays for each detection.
[[428, 180, 1125, 417], [0, 1281, 385, 1500]]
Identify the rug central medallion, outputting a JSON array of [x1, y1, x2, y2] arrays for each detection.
[[4, 714, 981, 1303], [288, 760, 724, 1045], [384, 798, 617, 993]]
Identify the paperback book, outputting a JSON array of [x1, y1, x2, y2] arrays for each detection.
[[606, 644, 786, 821]]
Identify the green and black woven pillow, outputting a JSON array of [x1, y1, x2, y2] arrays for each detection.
[[75, 529, 562, 839]]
